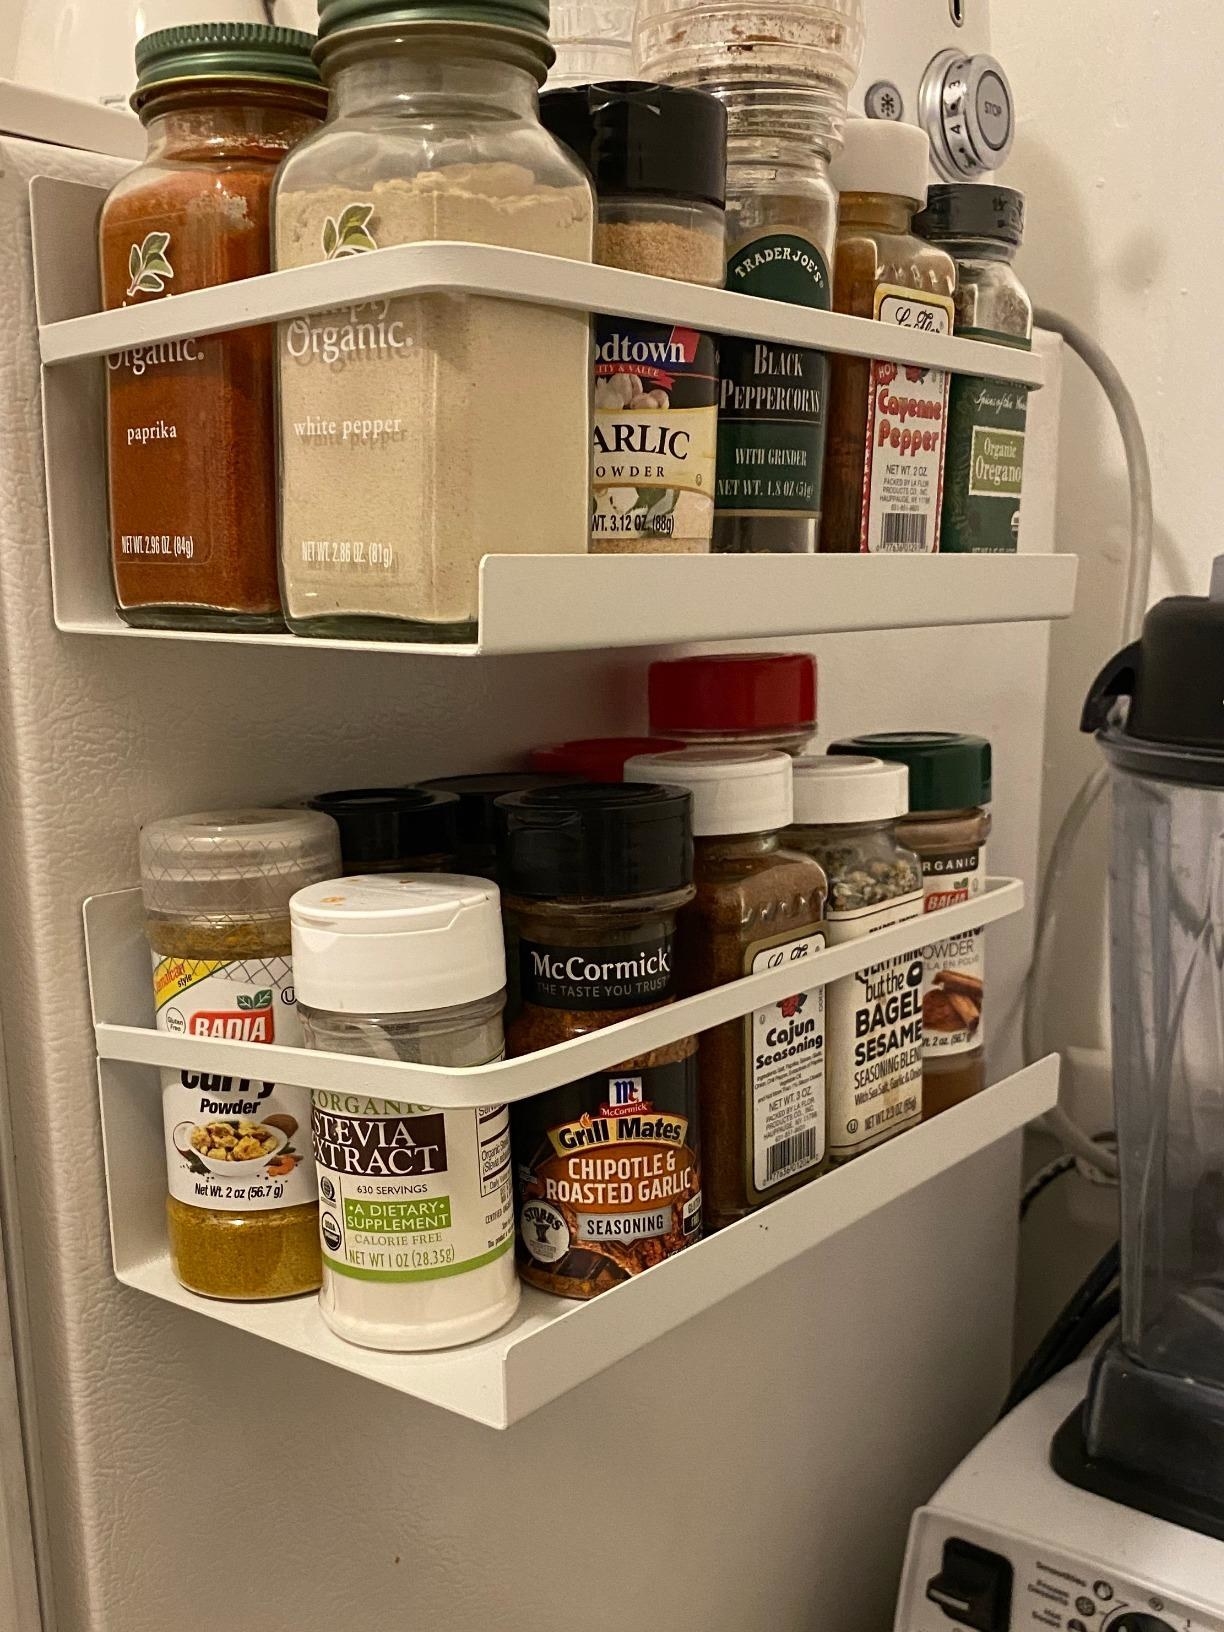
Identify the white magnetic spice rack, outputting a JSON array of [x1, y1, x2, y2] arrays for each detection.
[[86, 882, 1059, 1428], [31, 176, 1077, 656]]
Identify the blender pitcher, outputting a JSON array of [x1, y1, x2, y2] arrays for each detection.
[[1061, 562, 1224, 1538]]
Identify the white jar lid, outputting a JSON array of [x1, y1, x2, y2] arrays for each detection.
[[791, 755, 909, 825], [291, 874, 505, 1015], [623, 748, 792, 836], [831, 119, 931, 207]]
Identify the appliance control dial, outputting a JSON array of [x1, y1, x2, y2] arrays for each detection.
[[1105, 1617, 1177, 1632], [926, 1537, 1014, 1631], [918, 48, 1015, 179]]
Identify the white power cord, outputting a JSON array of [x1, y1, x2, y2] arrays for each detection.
[[1020, 308, 1155, 1180]]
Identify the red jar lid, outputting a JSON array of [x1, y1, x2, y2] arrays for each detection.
[[530, 736, 684, 781], [649, 653, 817, 735]]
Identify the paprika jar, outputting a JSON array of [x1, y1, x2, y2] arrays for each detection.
[[625, 748, 829, 1231], [497, 783, 702, 1298], [830, 732, 992, 1115], [101, 24, 326, 630]]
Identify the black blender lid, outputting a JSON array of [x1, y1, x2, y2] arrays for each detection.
[[496, 780, 693, 897], [306, 786, 458, 865], [1083, 568, 1224, 785], [540, 81, 727, 208]]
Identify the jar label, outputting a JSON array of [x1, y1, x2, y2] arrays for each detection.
[[517, 933, 677, 1011], [824, 892, 926, 1159], [745, 932, 828, 1198], [153, 954, 316, 1212], [716, 233, 832, 517], [514, 1055, 701, 1295], [941, 331, 1030, 554], [918, 847, 986, 1054], [310, 1094, 514, 1283], [591, 318, 718, 551], [861, 286, 956, 553]]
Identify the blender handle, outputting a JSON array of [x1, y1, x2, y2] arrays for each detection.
[[1081, 639, 1142, 734]]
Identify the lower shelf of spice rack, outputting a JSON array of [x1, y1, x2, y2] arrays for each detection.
[[104, 1056, 1058, 1428]]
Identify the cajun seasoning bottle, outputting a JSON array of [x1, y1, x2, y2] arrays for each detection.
[[140, 809, 341, 1300], [786, 756, 925, 1160], [626, 749, 828, 1230], [498, 783, 701, 1298], [830, 732, 992, 1116], [914, 185, 1033, 554], [821, 122, 957, 554], [101, 24, 326, 629]]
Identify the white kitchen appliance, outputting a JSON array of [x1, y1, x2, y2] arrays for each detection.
[[895, 1362, 1224, 1632]]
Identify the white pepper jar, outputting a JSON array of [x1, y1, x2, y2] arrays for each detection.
[[291, 874, 519, 1350]]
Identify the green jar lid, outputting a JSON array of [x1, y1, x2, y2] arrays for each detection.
[[828, 732, 992, 810], [317, 0, 551, 43], [132, 22, 323, 108]]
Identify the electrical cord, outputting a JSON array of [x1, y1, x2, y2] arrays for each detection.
[[1000, 1240, 1120, 1418]]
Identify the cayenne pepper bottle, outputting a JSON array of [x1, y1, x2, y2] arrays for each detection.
[[626, 749, 828, 1231], [100, 24, 326, 629], [497, 783, 702, 1299]]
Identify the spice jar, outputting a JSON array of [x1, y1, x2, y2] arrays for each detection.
[[822, 122, 957, 554], [101, 24, 326, 631], [292, 875, 519, 1350], [541, 81, 726, 554], [786, 756, 925, 1160], [636, 0, 864, 553], [830, 732, 992, 1115], [305, 787, 458, 873], [648, 652, 817, 754], [626, 749, 828, 1229], [274, 0, 594, 643], [418, 773, 571, 880], [498, 783, 701, 1297], [140, 808, 341, 1299], [914, 185, 1032, 555], [529, 737, 683, 780]]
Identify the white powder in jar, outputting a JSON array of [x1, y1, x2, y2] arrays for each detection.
[[276, 163, 594, 634]]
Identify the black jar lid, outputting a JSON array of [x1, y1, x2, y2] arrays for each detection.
[[1083, 572, 1224, 785], [914, 184, 1025, 248], [540, 81, 726, 209], [306, 786, 458, 867], [419, 773, 574, 853], [829, 732, 992, 810], [497, 782, 693, 897]]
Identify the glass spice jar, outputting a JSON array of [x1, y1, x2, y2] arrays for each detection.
[[540, 81, 727, 554], [292, 875, 518, 1351], [830, 732, 992, 1116], [497, 783, 701, 1298], [635, 0, 864, 554], [273, 0, 594, 642], [139, 808, 341, 1300], [305, 787, 459, 873], [648, 652, 817, 755], [418, 773, 573, 881], [528, 738, 683, 781], [626, 749, 828, 1229], [786, 756, 925, 1160], [914, 184, 1033, 555], [100, 24, 326, 630], [821, 121, 957, 555]]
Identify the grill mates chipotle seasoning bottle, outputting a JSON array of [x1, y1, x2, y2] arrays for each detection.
[[625, 749, 829, 1230], [101, 25, 326, 629], [497, 783, 701, 1298]]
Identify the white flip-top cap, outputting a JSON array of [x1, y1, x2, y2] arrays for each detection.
[[623, 748, 792, 836], [831, 119, 931, 207], [791, 755, 909, 825], [291, 874, 505, 1015]]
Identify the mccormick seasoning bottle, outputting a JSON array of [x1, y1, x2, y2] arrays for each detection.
[[100, 24, 326, 629], [305, 787, 459, 873], [540, 81, 727, 555], [830, 732, 992, 1115], [649, 652, 817, 755], [786, 756, 925, 1160], [821, 122, 957, 554], [497, 783, 701, 1298], [914, 185, 1033, 554], [625, 749, 828, 1229]]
